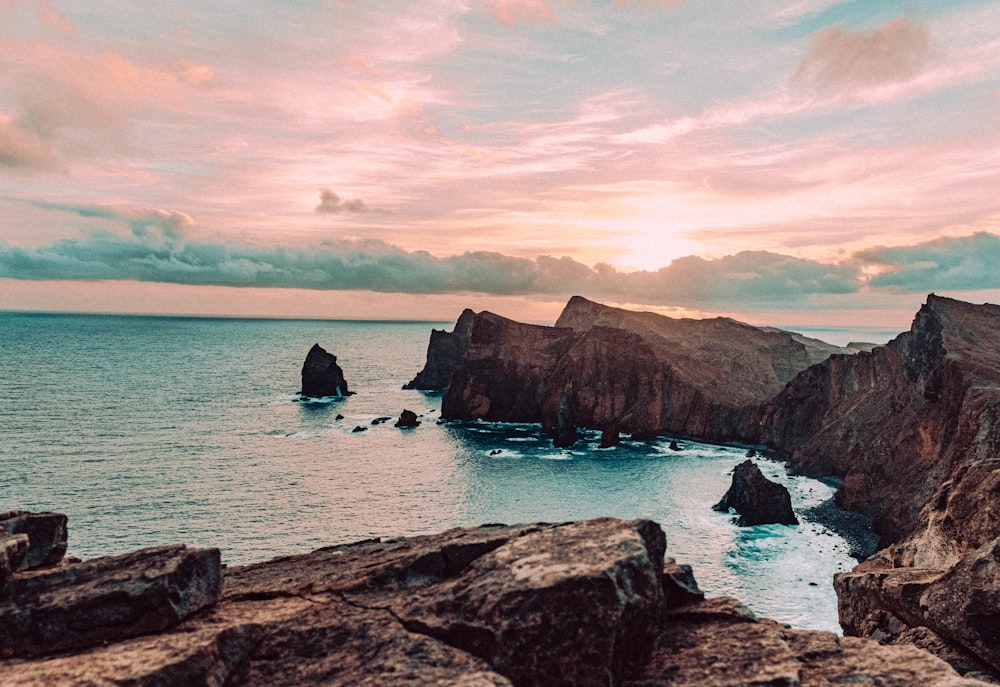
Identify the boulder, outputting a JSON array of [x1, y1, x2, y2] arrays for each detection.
[[0, 510, 68, 570], [394, 409, 420, 427], [836, 535, 1000, 679], [0, 545, 222, 658], [0, 532, 30, 588], [300, 343, 351, 397], [713, 460, 798, 526]]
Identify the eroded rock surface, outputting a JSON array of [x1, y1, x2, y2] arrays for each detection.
[[0, 544, 222, 658], [713, 459, 798, 526], [436, 296, 861, 446], [1, 517, 989, 687], [405, 308, 476, 390], [0, 510, 68, 570]]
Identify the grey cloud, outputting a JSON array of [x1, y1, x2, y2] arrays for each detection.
[[0, 219, 864, 309], [315, 188, 386, 214], [856, 232, 1000, 292], [793, 16, 933, 88], [31, 201, 194, 242]]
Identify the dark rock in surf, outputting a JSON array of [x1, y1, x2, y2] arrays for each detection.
[[300, 344, 351, 397], [550, 391, 578, 449], [713, 460, 798, 526], [352, 425, 367, 433], [599, 423, 621, 448], [395, 409, 420, 428]]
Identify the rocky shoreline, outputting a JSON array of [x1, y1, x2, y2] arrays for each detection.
[[406, 293, 1000, 681], [1, 513, 990, 686]]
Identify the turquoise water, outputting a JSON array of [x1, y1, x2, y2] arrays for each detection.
[[0, 312, 875, 632]]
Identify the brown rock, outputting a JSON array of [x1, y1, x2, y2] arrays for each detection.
[[438, 297, 860, 442], [836, 535, 1000, 679], [1, 533, 31, 588], [394, 408, 421, 427], [0, 518, 990, 686], [0, 545, 222, 658], [404, 307, 476, 390], [0, 510, 68, 570], [712, 459, 798, 526]]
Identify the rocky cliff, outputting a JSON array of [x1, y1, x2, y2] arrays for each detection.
[[2, 514, 987, 686], [429, 296, 863, 445], [754, 294, 1000, 680], [414, 293, 1000, 680]]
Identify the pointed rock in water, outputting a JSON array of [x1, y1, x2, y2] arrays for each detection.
[[395, 409, 420, 428], [300, 343, 351, 397], [550, 390, 578, 448], [713, 460, 798, 526]]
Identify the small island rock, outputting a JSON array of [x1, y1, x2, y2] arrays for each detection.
[[713, 460, 798, 526], [300, 344, 351, 397], [395, 409, 420, 427]]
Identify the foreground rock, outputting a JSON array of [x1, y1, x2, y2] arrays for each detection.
[[431, 296, 863, 446], [0, 544, 222, 658], [300, 343, 351, 397], [1, 517, 989, 686], [713, 459, 798, 526], [0, 510, 68, 570]]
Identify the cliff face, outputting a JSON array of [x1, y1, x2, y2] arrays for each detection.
[[436, 296, 861, 443], [760, 294, 1000, 560], [404, 308, 476, 390]]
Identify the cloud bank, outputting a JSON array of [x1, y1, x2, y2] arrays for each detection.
[[3, 202, 998, 310]]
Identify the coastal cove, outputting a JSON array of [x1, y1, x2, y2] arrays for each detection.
[[1, 312, 892, 633]]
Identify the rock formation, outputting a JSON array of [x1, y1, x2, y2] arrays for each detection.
[[416, 293, 1000, 678], [713, 460, 798, 526], [1, 515, 988, 686], [0, 510, 68, 571], [434, 296, 863, 447], [300, 343, 351, 397], [404, 308, 476, 390], [755, 294, 1000, 680], [394, 409, 420, 427]]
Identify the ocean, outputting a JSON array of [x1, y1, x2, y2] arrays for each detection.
[[0, 312, 898, 633]]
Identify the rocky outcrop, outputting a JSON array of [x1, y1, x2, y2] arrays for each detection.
[[300, 343, 351, 397], [394, 409, 420, 427], [2, 517, 988, 686], [713, 460, 798, 526], [755, 294, 1000, 679], [0, 510, 68, 571], [0, 544, 222, 658], [404, 308, 476, 390], [437, 296, 862, 446]]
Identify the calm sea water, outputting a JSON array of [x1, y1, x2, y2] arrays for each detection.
[[0, 312, 895, 632]]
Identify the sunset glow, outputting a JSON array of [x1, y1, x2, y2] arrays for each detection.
[[2, 0, 999, 328]]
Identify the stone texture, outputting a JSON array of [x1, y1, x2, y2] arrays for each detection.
[[712, 459, 798, 526], [437, 297, 861, 443], [0, 532, 30, 588], [0, 510, 68, 570], [404, 307, 476, 390], [300, 343, 351, 397], [0, 544, 222, 658], [836, 535, 1000, 679], [0, 518, 989, 686]]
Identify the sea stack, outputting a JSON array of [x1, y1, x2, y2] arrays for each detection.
[[713, 460, 798, 526], [300, 344, 351, 397]]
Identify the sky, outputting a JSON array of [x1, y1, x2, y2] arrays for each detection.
[[2, 0, 999, 329]]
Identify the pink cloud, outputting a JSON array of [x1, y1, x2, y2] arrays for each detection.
[[0, 116, 58, 169], [484, 0, 555, 26], [794, 16, 935, 88]]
